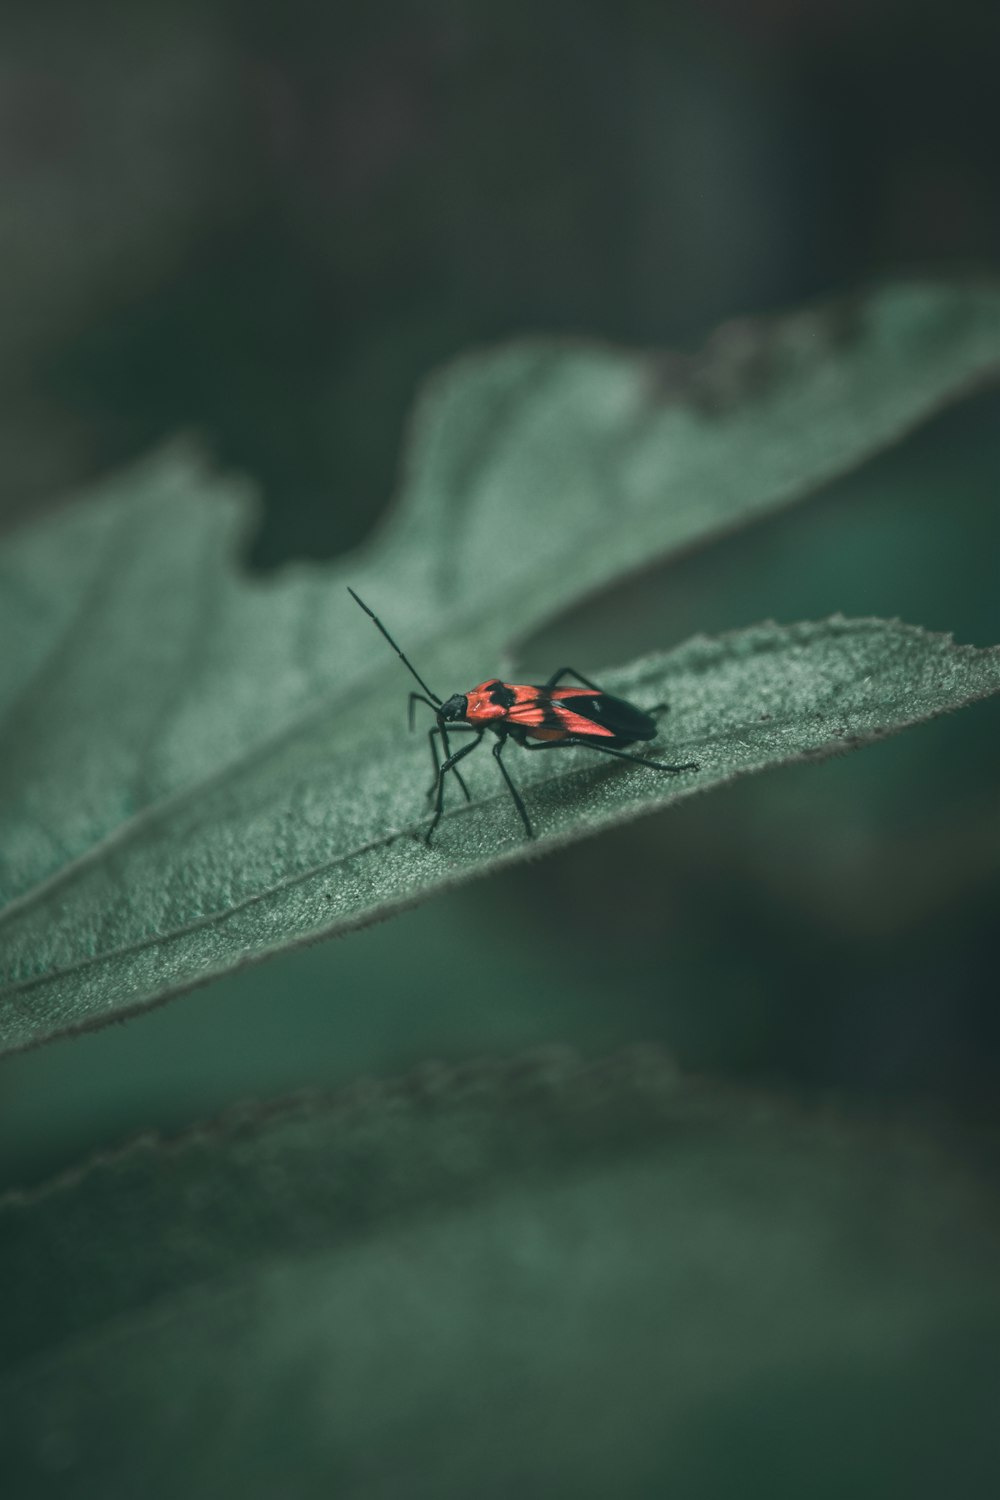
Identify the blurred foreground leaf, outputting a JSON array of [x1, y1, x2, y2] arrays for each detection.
[[1, 280, 999, 1051], [1, 1051, 999, 1499]]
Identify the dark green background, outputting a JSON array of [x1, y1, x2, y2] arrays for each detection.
[[1, 0, 999, 1207]]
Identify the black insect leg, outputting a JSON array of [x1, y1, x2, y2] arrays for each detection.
[[426, 731, 485, 844], [428, 724, 474, 803], [492, 735, 534, 839], [408, 691, 439, 729], [543, 666, 605, 692], [408, 691, 473, 802], [520, 738, 699, 773]]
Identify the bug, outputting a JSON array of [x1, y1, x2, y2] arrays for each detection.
[[348, 587, 699, 843]]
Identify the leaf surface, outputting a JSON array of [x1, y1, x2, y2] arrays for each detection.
[[2, 280, 1000, 1050], [2, 1052, 999, 1497]]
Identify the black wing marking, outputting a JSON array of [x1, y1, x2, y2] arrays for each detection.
[[553, 691, 658, 743]]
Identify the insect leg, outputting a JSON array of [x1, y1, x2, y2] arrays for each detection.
[[543, 666, 605, 692], [492, 736, 534, 839], [409, 692, 473, 801], [520, 738, 699, 773], [428, 724, 473, 803], [408, 691, 439, 730], [426, 731, 484, 844]]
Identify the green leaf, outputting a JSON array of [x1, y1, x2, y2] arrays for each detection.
[[2, 1052, 999, 1496], [2, 280, 1000, 1052]]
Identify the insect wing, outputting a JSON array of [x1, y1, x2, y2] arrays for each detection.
[[505, 687, 614, 740], [550, 688, 658, 742]]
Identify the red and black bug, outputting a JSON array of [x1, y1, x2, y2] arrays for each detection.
[[348, 587, 699, 843]]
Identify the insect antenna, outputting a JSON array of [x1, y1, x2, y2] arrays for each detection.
[[347, 587, 443, 706]]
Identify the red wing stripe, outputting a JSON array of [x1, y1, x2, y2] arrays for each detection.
[[506, 695, 615, 738], [545, 707, 615, 738]]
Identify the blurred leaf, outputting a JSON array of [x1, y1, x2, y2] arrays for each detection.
[[1, 1051, 999, 1498], [0, 6, 259, 526], [2, 280, 1000, 1052]]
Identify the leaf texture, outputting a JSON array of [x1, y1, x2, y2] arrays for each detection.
[[1, 280, 999, 1051]]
